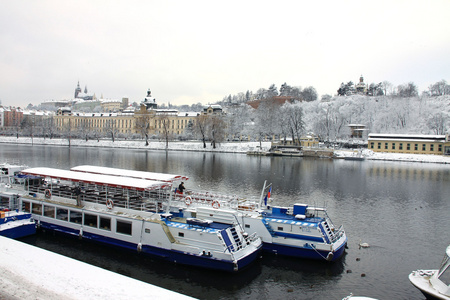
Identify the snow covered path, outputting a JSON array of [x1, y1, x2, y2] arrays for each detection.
[[0, 236, 195, 300]]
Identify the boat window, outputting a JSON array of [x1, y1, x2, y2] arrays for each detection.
[[440, 265, 450, 285], [22, 201, 31, 212], [116, 220, 132, 235], [145, 228, 150, 234], [0, 196, 9, 207], [277, 227, 283, 231], [56, 208, 68, 221], [178, 232, 184, 237], [245, 224, 250, 228], [69, 211, 82, 224], [32, 203, 42, 215], [84, 213, 98, 228], [44, 205, 55, 218], [99, 217, 111, 231]]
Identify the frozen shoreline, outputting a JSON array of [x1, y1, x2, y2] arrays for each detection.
[[0, 236, 195, 300], [0, 136, 449, 164]]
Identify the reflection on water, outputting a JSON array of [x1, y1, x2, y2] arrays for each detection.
[[2, 144, 450, 300]]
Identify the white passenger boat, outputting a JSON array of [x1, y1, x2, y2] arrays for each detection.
[[12, 167, 262, 272], [70, 166, 347, 262], [409, 244, 450, 300]]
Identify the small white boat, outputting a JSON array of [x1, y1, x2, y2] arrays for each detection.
[[409, 244, 450, 300], [342, 294, 378, 300]]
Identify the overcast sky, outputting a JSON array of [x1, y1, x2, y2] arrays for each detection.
[[1, 0, 449, 108]]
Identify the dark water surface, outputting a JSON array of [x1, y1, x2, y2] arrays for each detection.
[[2, 144, 449, 300]]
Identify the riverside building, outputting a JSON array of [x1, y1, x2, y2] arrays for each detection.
[[368, 133, 450, 155]]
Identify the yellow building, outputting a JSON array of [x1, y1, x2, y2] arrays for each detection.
[[54, 105, 198, 137], [368, 134, 450, 155]]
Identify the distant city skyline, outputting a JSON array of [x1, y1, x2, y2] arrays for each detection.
[[1, 1, 449, 108]]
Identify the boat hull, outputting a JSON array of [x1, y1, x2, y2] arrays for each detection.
[[38, 220, 260, 272], [262, 237, 347, 261], [0, 223, 36, 239]]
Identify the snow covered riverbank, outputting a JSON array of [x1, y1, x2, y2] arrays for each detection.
[[0, 236, 195, 300], [0, 136, 449, 164]]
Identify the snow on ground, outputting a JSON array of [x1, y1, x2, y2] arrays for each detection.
[[0, 136, 449, 164], [0, 236, 196, 300]]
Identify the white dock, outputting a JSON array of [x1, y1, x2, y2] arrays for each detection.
[[0, 236, 196, 300]]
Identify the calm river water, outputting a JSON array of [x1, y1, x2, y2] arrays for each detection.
[[1, 143, 449, 300]]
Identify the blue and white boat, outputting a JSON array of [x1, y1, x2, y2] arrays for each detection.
[[0, 162, 36, 239], [409, 244, 450, 300], [13, 167, 262, 272], [70, 165, 347, 262], [0, 208, 36, 239]]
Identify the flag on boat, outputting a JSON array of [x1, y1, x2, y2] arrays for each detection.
[[264, 187, 272, 206]]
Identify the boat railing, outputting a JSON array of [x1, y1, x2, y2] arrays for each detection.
[[18, 181, 169, 213], [172, 189, 260, 211], [330, 225, 345, 242]]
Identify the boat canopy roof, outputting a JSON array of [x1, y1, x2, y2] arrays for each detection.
[[70, 165, 189, 183], [20, 167, 170, 191]]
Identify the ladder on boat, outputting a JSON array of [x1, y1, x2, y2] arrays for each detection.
[[229, 227, 243, 250]]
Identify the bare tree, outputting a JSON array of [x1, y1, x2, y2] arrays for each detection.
[[156, 114, 171, 149], [208, 115, 226, 149], [135, 114, 153, 146], [193, 114, 209, 148]]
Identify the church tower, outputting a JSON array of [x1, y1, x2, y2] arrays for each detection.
[[74, 81, 82, 98]]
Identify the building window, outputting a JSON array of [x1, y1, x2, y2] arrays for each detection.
[[422, 144, 426, 151], [377, 143, 381, 149], [439, 144, 442, 152], [407, 144, 410, 150], [399, 143, 403, 150], [392, 143, 396, 150], [415, 144, 418, 151], [385, 143, 388, 149], [370, 142, 374, 149], [430, 144, 434, 151]]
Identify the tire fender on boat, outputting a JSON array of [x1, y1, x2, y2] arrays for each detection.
[[212, 200, 220, 209], [185, 196, 192, 206], [44, 189, 51, 199], [106, 199, 114, 210]]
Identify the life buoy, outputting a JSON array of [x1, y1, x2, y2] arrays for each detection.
[[185, 196, 192, 206], [45, 189, 52, 199], [212, 200, 220, 209], [106, 199, 114, 210]]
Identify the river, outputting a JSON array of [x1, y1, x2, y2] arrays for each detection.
[[1, 143, 449, 300]]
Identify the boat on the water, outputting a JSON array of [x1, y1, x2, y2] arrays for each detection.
[[409, 244, 450, 300], [10, 167, 262, 272], [0, 163, 36, 239], [70, 165, 347, 262], [0, 208, 36, 239]]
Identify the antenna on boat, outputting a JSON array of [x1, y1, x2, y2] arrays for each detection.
[[258, 181, 272, 209], [258, 181, 266, 208]]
